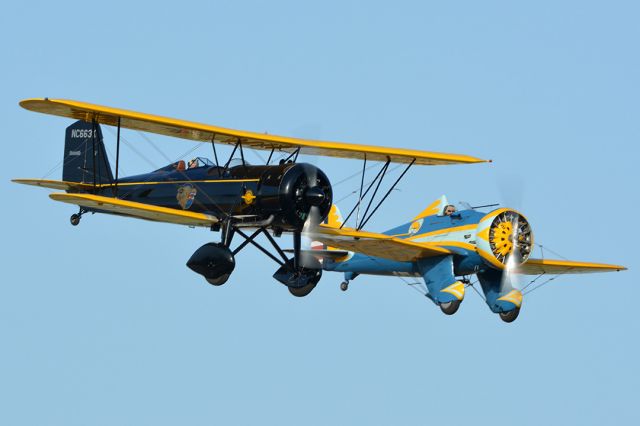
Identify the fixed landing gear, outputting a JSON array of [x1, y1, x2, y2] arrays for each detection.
[[499, 307, 520, 323], [70, 213, 81, 226], [186, 243, 236, 286], [273, 258, 322, 297], [70, 208, 87, 226], [340, 281, 349, 291], [439, 300, 461, 315], [289, 282, 317, 297]]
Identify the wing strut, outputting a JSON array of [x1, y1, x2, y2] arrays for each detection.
[[210, 133, 221, 177], [340, 158, 390, 229], [356, 153, 367, 226], [358, 158, 415, 230], [358, 160, 390, 229], [115, 117, 121, 197], [91, 119, 97, 189], [222, 140, 239, 173], [338, 157, 415, 230]]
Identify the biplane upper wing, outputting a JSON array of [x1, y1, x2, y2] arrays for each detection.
[[20, 98, 487, 166], [309, 225, 454, 262], [516, 258, 626, 275], [49, 193, 218, 227], [12, 178, 95, 191]]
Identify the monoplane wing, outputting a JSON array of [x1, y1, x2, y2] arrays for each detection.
[[20, 98, 487, 166], [516, 258, 626, 275], [13, 178, 95, 191], [309, 225, 453, 262], [49, 193, 218, 227]]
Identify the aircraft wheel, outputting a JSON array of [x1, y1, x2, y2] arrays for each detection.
[[70, 214, 81, 226], [289, 282, 317, 297], [340, 281, 349, 292], [439, 300, 461, 315], [206, 273, 231, 286], [499, 308, 520, 323]]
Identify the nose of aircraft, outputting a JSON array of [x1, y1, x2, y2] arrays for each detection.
[[304, 186, 326, 206]]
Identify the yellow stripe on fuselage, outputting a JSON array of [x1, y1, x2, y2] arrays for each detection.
[[406, 224, 476, 241], [84, 179, 260, 187]]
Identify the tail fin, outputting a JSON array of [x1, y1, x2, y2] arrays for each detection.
[[63, 120, 113, 184], [310, 204, 344, 251], [310, 204, 351, 262], [323, 204, 344, 229], [413, 195, 449, 220]]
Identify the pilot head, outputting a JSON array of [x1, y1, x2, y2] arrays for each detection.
[[443, 205, 456, 216]]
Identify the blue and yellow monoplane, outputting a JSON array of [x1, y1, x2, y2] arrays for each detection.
[[306, 197, 625, 322]]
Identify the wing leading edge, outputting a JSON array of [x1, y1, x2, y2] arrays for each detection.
[[310, 226, 626, 274], [20, 98, 488, 166], [517, 258, 626, 275], [309, 225, 453, 262], [49, 193, 218, 227]]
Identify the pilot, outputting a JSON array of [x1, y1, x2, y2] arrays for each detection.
[[188, 158, 199, 169], [443, 204, 457, 216]]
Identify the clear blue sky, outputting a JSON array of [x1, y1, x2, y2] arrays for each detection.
[[1, 1, 638, 425]]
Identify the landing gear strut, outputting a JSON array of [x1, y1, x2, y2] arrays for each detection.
[[70, 208, 87, 226]]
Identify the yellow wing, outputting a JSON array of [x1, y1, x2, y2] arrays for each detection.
[[20, 98, 488, 166], [49, 193, 218, 227], [516, 258, 627, 275], [309, 225, 453, 262]]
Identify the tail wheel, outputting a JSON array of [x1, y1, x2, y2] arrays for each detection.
[[499, 308, 520, 323]]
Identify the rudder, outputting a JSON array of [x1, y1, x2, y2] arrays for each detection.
[[63, 120, 113, 184]]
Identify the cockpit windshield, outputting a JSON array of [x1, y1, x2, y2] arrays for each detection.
[[186, 157, 215, 169]]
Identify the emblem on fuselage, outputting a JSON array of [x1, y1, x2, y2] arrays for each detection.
[[408, 219, 423, 235], [177, 184, 197, 210]]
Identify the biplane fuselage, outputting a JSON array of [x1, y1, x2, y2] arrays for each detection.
[[100, 162, 327, 230]]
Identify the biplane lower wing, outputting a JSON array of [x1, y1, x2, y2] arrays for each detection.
[[13, 178, 95, 191], [49, 193, 218, 227], [517, 258, 626, 275], [310, 225, 453, 262]]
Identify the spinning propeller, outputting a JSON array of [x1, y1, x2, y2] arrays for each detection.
[[290, 163, 332, 270]]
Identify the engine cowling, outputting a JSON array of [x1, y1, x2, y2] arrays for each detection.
[[222, 162, 332, 230], [256, 163, 332, 230], [475, 208, 533, 270]]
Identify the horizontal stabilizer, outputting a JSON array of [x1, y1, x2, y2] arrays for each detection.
[[517, 258, 626, 275], [20, 98, 488, 166], [309, 225, 453, 262], [49, 193, 218, 227], [13, 178, 95, 191]]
